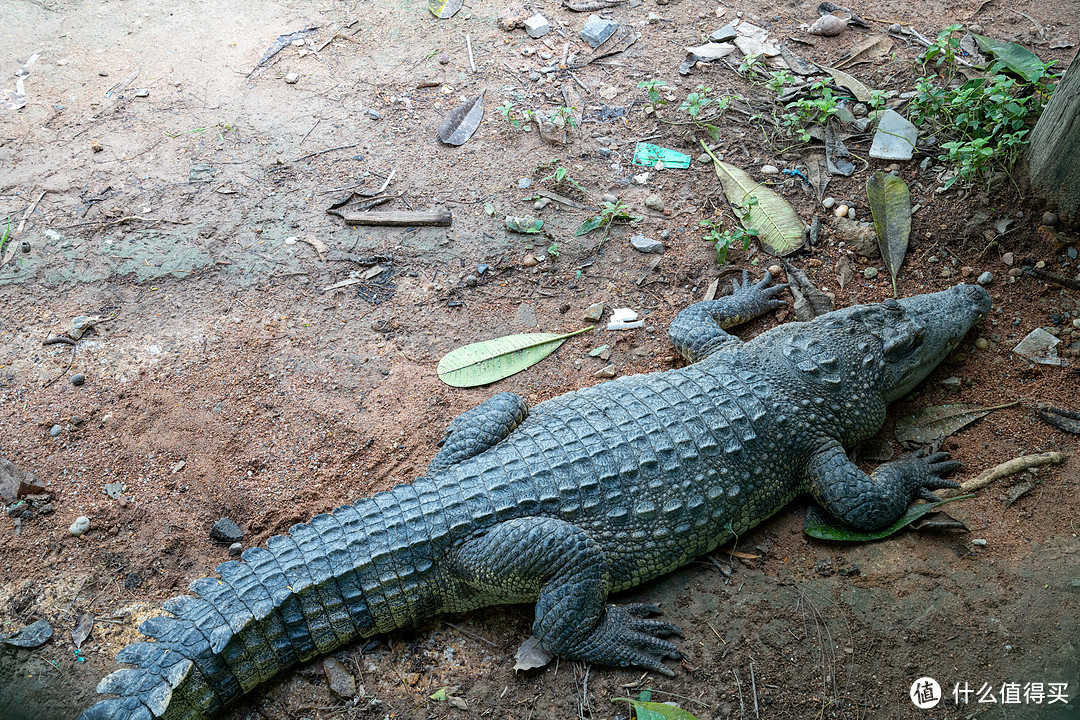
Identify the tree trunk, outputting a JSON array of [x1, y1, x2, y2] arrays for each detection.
[[1027, 50, 1080, 222]]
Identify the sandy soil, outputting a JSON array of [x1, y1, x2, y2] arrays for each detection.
[[1, 0, 1079, 718]]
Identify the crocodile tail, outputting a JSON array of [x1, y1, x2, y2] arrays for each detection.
[[80, 483, 440, 720]]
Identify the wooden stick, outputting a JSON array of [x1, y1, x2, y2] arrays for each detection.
[[466, 34, 477, 73], [17, 190, 46, 234], [342, 209, 452, 227]]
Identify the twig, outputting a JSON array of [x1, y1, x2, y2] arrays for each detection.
[[17, 190, 46, 234], [942, 452, 1066, 496], [732, 669, 745, 719], [567, 70, 592, 94], [442, 621, 498, 647], [294, 142, 359, 162], [466, 34, 477, 73], [42, 343, 76, 388], [300, 118, 321, 144], [376, 168, 396, 195], [43, 336, 76, 346], [750, 662, 759, 719]]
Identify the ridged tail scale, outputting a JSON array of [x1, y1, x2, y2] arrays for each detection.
[[80, 481, 440, 720]]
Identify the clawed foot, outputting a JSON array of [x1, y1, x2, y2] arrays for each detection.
[[732, 269, 787, 313], [567, 603, 682, 677], [905, 450, 963, 502]]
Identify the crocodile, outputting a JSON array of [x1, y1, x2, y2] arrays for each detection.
[[81, 275, 991, 720]]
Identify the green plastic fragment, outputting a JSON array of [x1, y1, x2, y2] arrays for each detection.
[[632, 142, 691, 169]]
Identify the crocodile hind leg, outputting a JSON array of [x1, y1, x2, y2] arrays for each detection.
[[668, 269, 787, 362], [453, 517, 682, 675], [805, 440, 962, 530], [427, 392, 529, 475]]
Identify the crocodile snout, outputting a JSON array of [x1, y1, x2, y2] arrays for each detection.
[[960, 283, 992, 316]]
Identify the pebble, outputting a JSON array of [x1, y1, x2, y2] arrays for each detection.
[[523, 254, 539, 267], [1042, 211, 1059, 226], [822, 197, 836, 209], [601, 193, 619, 204], [846, 207, 856, 219], [834, 204, 849, 218], [284, 73, 299, 84], [760, 164, 779, 175], [70, 516, 90, 536], [920, 157, 933, 171], [644, 194, 664, 212], [863, 267, 878, 279], [439, 53, 450, 64], [210, 518, 243, 543], [533, 198, 551, 211], [977, 271, 994, 286], [940, 376, 962, 392], [518, 177, 532, 189], [559, 303, 570, 314], [20, 241, 30, 253], [366, 109, 381, 120], [630, 234, 664, 254], [229, 542, 243, 556], [91, 140, 104, 153], [525, 13, 551, 38], [768, 264, 783, 277], [465, 274, 478, 287], [594, 364, 617, 378], [972, 539, 987, 546], [1001, 252, 1014, 266], [71, 373, 85, 386], [583, 303, 605, 322], [975, 337, 989, 350], [852, 103, 868, 118], [648, 12, 660, 23], [598, 148, 612, 158], [49, 424, 62, 437]]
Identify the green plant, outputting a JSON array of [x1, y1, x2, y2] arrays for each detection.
[[538, 160, 586, 195], [498, 100, 535, 131], [679, 84, 714, 119], [547, 242, 560, 258], [550, 105, 578, 130], [782, 80, 841, 142], [766, 69, 795, 95], [637, 78, 670, 107], [866, 88, 888, 111], [0, 218, 11, 255], [738, 53, 765, 79], [701, 208, 758, 265], [918, 24, 963, 78], [575, 201, 644, 237], [909, 60, 1057, 188]]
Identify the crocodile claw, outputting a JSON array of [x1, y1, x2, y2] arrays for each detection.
[[908, 451, 963, 501], [578, 603, 682, 677]]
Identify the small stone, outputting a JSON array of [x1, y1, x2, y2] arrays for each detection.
[[768, 264, 783, 277], [210, 518, 243, 543], [323, 657, 358, 699], [583, 303, 605, 322], [846, 207, 856, 219], [601, 193, 619, 204], [834, 204, 849, 218], [581, 15, 619, 47], [366, 109, 381, 120], [439, 53, 450, 65], [134, 88, 149, 98], [971, 538, 987, 546], [284, 73, 299, 84], [822, 197, 836, 209], [70, 516, 90, 536], [863, 267, 878, 279], [920, 156, 933, 171], [518, 177, 532, 189], [975, 337, 989, 350], [523, 254, 539, 267], [644, 194, 664, 212], [648, 12, 660, 23], [533, 198, 551, 211], [524, 13, 551, 38], [630, 234, 664, 254], [594, 364, 617, 378], [697, 153, 711, 164], [49, 424, 62, 437], [465, 274, 478, 287], [71, 373, 85, 386], [852, 103, 868, 118], [91, 140, 103, 153], [759, 164, 779, 175], [559, 303, 570, 314], [809, 14, 847, 36], [709, 23, 738, 42], [977, 271, 994, 286], [20, 241, 30, 253], [1041, 211, 1059, 226], [228, 542, 243, 556], [939, 376, 962, 392]]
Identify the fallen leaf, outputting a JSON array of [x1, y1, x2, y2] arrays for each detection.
[[505, 216, 543, 234], [437, 327, 593, 387], [437, 91, 485, 146], [820, 66, 873, 102], [866, 172, 910, 297], [836, 254, 854, 289], [72, 613, 94, 650], [514, 635, 554, 670], [824, 119, 854, 176], [2, 619, 53, 648], [894, 401, 1019, 445], [834, 35, 893, 69], [708, 148, 804, 257], [803, 496, 974, 541]]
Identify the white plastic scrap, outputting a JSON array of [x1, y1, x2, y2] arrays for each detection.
[[607, 308, 644, 330]]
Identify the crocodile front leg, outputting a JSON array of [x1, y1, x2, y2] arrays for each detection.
[[453, 517, 682, 675], [668, 270, 787, 362], [805, 440, 962, 530], [427, 392, 529, 475]]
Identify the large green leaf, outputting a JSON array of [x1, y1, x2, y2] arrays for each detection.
[[894, 401, 1019, 445], [803, 495, 974, 541], [437, 327, 593, 387], [574, 215, 606, 236], [972, 34, 1048, 83], [613, 699, 701, 720], [706, 146, 803, 257], [866, 172, 910, 297]]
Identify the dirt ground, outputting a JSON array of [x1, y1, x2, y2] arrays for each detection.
[[1, 0, 1079, 718]]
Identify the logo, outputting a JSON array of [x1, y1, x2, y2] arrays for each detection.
[[911, 677, 942, 709]]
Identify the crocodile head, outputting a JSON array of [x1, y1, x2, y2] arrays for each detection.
[[873, 284, 991, 401]]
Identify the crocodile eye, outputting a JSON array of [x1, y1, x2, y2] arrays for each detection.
[[882, 298, 900, 311]]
